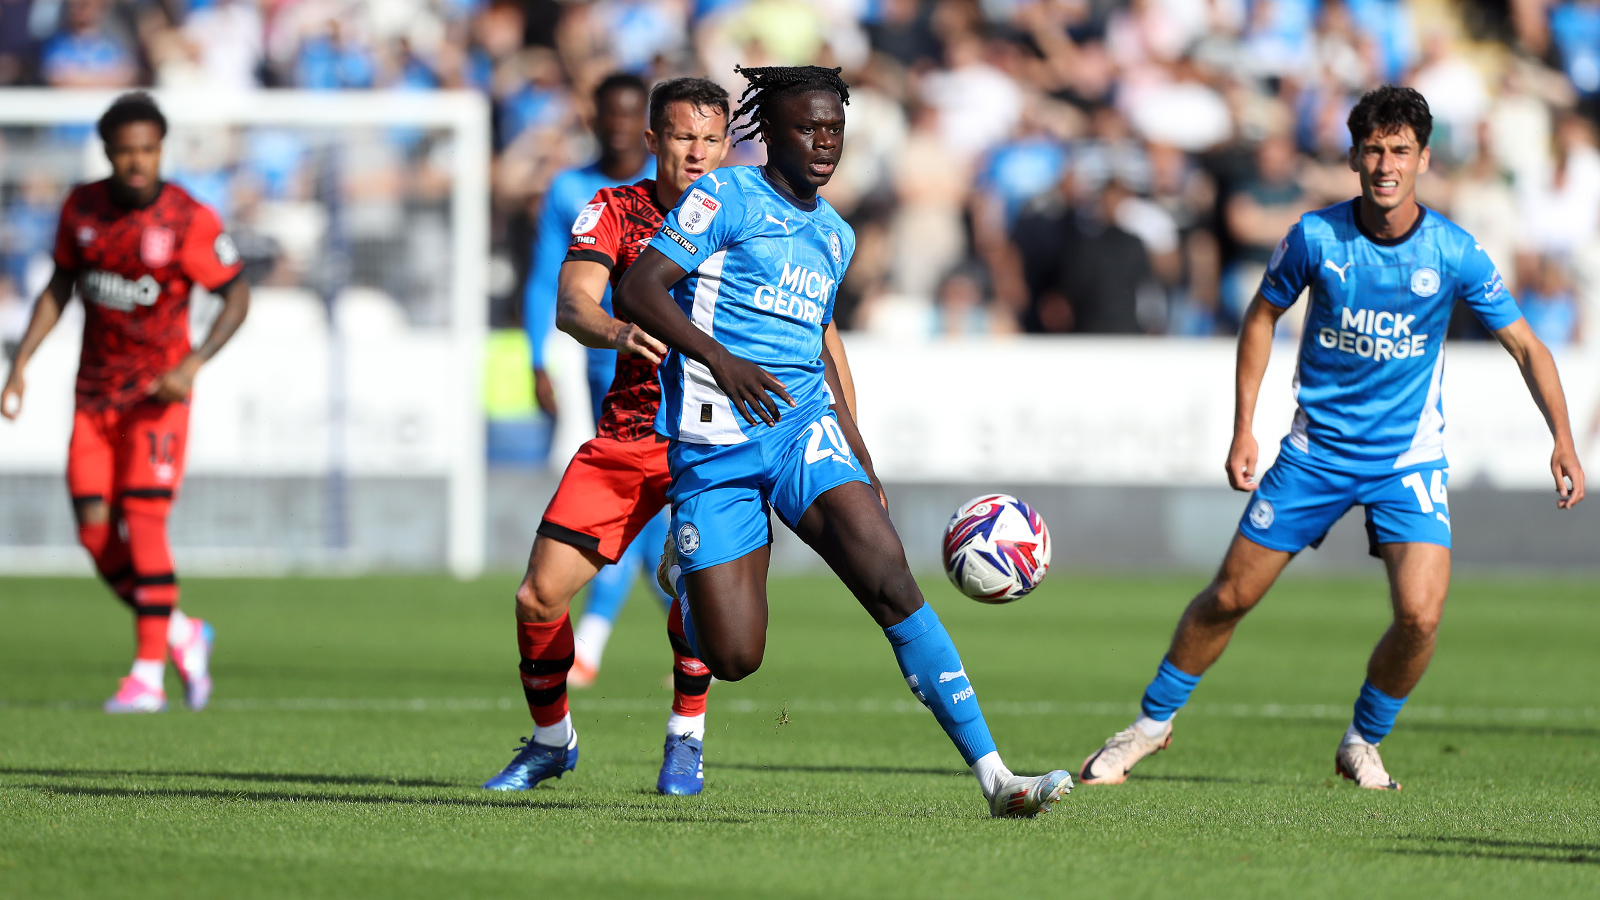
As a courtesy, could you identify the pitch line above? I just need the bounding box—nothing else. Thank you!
[6,697,1596,723]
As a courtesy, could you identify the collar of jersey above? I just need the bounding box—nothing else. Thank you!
[111,180,166,211]
[758,167,819,213]
[1352,197,1427,247]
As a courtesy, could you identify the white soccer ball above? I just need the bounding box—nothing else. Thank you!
[941,494,1052,603]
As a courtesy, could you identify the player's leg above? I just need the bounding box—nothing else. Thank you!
[570,508,672,686]
[789,477,1071,817]
[483,534,603,790]
[105,401,190,713]
[658,590,714,795]
[1082,455,1354,784]
[67,408,134,610]
[679,546,772,681]
[1335,467,1453,789]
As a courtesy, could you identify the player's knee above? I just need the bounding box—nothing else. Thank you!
[702,641,763,682]
[1393,606,1442,640]
[515,571,570,623]
[1207,578,1262,618]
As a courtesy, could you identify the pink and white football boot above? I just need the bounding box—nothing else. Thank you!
[104,676,166,713]
[171,619,215,711]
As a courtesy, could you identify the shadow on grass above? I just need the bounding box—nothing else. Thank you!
[1386,835,1600,866]
[717,763,968,778]
[0,766,454,788]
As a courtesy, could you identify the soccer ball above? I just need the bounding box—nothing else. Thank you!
[941,494,1051,603]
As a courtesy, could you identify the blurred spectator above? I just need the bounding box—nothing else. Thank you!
[1223,132,1310,321]
[182,0,264,91]
[40,0,137,87]
[933,263,1014,336]
[295,19,376,89]
[0,0,31,84]
[1014,173,1159,334]
[1410,31,1489,166]
[920,30,1022,161]
[1517,111,1600,256]
[889,102,970,299]
[1518,253,1582,347]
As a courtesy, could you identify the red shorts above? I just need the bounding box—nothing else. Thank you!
[538,435,670,563]
[67,399,190,505]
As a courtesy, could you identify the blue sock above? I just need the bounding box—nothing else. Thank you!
[1140,657,1202,722]
[582,542,643,624]
[883,604,997,765]
[1351,680,1407,744]
[636,509,671,613]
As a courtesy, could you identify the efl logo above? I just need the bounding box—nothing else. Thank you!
[141,227,175,268]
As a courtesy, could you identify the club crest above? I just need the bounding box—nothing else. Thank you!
[141,227,175,268]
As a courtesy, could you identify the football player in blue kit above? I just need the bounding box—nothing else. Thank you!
[1080,86,1586,790]
[616,65,1073,818]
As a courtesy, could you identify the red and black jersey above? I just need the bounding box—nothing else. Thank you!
[564,178,670,443]
[53,180,243,411]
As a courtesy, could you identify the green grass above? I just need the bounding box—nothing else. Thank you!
[1,571,1596,899]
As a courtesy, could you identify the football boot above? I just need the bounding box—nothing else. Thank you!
[1079,720,1173,785]
[481,734,578,791]
[990,770,1072,818]
[656,732,705,796]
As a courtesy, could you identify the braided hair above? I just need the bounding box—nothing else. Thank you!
[730,65,851,145]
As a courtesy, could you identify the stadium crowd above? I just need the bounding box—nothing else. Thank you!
[3,0,1600,347]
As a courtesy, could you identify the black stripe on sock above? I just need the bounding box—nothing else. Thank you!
[122,487,173,499]
[667,630,696,660]
[518,655,575,678]
[72,493,104,504]
[105,565,135,583]
[134,573,177,586]
[135,604,173,617]
[674,669,711,698]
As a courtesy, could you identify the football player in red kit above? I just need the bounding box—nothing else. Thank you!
[1,93,250,713]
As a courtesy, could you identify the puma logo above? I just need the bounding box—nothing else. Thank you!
[765,214,792,234]
[1324,260,1354,283]
[707,172,726,191]
[938,667,967,684]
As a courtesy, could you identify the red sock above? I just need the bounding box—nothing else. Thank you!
[517,615,574,726]
[135,609,169,662]
[667,596,710,717]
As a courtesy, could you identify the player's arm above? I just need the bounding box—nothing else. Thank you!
[149,276,251,403]
[1492,318,1585,509]
[614,247,794,426]
[1227,292,1291,491]
[822,321,857,420]
[1,267,76,420]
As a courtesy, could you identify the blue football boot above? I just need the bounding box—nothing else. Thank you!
[481,735,578,791]
[656,733,704,795]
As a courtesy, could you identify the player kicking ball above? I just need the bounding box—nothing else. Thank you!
[617,65,1072,818]
[1079,86,1586,790]
[1,93,250,713]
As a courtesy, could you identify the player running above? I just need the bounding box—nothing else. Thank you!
[1079,86,1586,790]
[524,71,671,688]
[1,92,250,713]
[485,77,812,796]
[616,65,1073,818]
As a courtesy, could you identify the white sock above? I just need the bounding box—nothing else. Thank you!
[666,712,706,741]
[167,609,194,646]
[533,713,575,748]
[1135,714,1171,738]
[573,614,613,671]
[130,659,165,690]
[971,751,1013,800]
[1342,724,1372,747]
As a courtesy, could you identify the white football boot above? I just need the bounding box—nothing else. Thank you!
[1336,735,1401,790]
[1079,720,1173,785]
[990,770,1073,818]
[656,533,679,600]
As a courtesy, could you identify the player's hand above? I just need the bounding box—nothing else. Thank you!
[708,348,794,426]
[1552,444,1585,509]
[533,368,558,421]
[1226,431,1260,491]
[148,356,200,402]
[610,322,667,364]
[1,375,23,420]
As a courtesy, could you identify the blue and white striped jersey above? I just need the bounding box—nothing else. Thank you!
[1260,200,1523,472]
[648,165,855,444]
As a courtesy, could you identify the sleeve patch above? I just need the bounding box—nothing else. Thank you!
[572,201,606,235]
[214,233,240,267]
[677,189,720,235]
[1268,236,1288,271]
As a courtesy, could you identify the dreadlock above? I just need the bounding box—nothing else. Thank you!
[730,65,851,145]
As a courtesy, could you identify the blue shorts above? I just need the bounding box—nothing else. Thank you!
[667,402,871,573]
[1239,451,1451,557]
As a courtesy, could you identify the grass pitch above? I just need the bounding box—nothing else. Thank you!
[1,569,1596,899]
